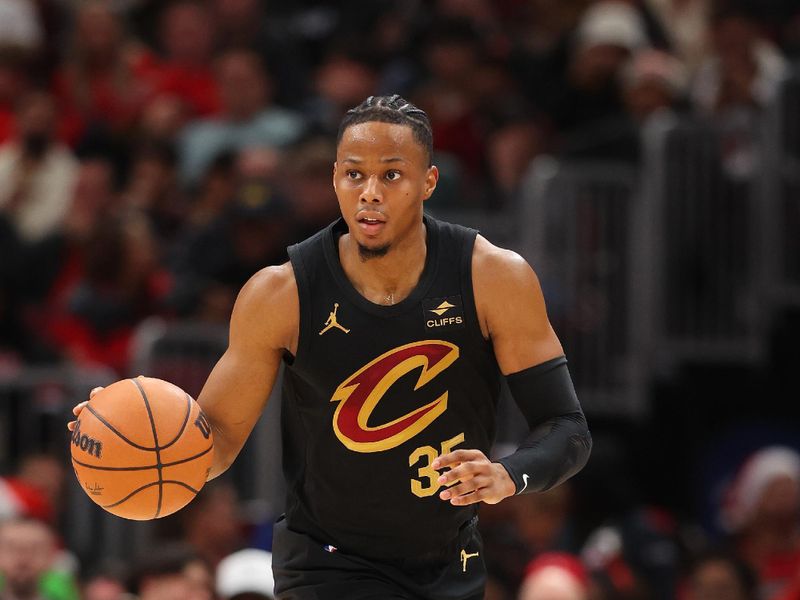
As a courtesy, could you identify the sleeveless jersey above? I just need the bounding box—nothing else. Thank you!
[282,215,502,560]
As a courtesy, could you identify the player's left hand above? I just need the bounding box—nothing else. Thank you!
[433,449,516,506]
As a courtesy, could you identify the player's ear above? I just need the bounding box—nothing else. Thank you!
[332,161,338,190]
[423,165,438,201]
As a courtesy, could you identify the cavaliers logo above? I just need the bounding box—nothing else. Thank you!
[331,341,459,452]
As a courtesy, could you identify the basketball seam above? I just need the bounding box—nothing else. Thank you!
[101,480,200,510]
[160,392,193,450]
[71,445,213,472]
[132,378,164,519]
[85,405,157,451]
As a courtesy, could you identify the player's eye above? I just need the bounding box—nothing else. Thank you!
[346,170,361,180]
[385,170,401,181]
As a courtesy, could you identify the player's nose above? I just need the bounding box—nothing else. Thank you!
[359,175,383,204]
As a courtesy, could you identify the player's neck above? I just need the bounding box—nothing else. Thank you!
[339,222,427,305]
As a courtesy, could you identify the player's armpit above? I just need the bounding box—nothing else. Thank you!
[197,263,299,479]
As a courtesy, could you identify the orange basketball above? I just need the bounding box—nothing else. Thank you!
[70,376,214,520]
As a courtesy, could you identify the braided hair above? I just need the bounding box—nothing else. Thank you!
[337,95,433,165]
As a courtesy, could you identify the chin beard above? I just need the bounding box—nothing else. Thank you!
[358,242,390,261]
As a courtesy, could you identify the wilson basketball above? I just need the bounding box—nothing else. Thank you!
[70,376,214,520]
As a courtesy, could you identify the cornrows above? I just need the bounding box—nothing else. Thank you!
[337,95,433,165]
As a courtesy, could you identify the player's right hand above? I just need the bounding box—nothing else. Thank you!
[67,387,103,432]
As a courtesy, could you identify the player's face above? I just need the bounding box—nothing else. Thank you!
[334,121,438,257]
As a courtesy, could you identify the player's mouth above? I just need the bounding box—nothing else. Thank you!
[356,212,386,236]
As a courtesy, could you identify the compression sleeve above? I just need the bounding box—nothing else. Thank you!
[496,356,592,494]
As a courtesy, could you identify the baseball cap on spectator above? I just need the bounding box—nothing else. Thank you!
[722,445,800,532]
[216,549,274,599]
[574,1,648,52]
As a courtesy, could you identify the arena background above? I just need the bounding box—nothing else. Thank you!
[0,1,798,599]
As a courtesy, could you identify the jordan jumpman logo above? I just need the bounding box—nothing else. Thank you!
[319,303,350,335]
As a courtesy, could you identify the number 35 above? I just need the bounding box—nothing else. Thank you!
[408,432,465,498]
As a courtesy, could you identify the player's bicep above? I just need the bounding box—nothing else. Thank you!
[474,239,563,375]
[197,265,296,468]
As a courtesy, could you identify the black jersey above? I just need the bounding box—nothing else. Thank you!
[281,215,503,560]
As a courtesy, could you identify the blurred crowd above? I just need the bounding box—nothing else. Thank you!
[0,443,798,600]
[0,0,798,599]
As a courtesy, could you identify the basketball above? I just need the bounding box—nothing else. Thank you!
[70,376,214,520]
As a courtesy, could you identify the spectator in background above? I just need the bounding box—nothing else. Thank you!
[154,0,220,118]
[211,0,310,106]
[620,49,688,123]
[414,18,487,178]
[690,8,788,178]
[682,550,757,600]
[692,9,788,114]
[37,158,118,301]
[484,118,548,210]
[170,174,291,322]
[79,561,128,600]
[181,151,237,231]
[0,517,77,600]
[0,454,65,526]
[215,549,274,600]
[581,513,676,600]
[177,481,245,570]
[481,484,579,595]
[434,0,507,52]
[368,4,421,97]
[281,137,339,241]
[721,446,800,600]
[0,157,117,365]
[557,46,689,162]
[518,553,589,600]
[122,141,184,249]
[547,1,649,139]
[0,92,78,243]
[43,205,170,373]
[72,213,165,369]
[178,49,305,188]
[129,543,212,600]
[305,54,377,135]
[52,0,161,143]
[139,92,186,141]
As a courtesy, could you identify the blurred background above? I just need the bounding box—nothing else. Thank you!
[0,0,799,599]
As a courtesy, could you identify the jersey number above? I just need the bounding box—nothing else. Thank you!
[408,432,465,498]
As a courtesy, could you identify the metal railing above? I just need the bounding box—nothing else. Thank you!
[518,157,648,418]
[641,113,764,367]
[759,70,800,307]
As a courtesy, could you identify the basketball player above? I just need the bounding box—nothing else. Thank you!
[70,95,592,600]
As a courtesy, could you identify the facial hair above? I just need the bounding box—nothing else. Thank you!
[357,242,390,261]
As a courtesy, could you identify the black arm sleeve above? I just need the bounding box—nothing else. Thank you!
[496,356,592,494]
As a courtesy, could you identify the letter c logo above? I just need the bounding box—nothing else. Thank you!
[331,341,459,453]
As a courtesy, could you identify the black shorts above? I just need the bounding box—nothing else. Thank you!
[271,516,486,600]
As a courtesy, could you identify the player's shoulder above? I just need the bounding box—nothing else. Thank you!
[238,262,298,313]
[472,234,535,285]
[231,263,299,348]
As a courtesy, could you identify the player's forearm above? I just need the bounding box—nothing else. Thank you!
[496,356,592,494]
[497,412,591,493]
[206,423,245,480]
